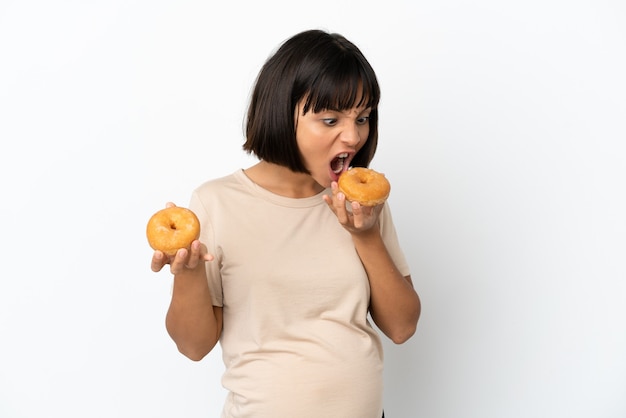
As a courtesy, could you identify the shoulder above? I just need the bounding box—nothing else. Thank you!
[194,171,239,192]
[190,170,257,212]
[192,170,249,199]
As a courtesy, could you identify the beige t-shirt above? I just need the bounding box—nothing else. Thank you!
[189,169,410,418]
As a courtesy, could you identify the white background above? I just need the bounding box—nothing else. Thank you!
[1,0,625,417]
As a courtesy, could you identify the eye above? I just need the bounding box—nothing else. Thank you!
[356,116,370,125]
[322,118,338,126]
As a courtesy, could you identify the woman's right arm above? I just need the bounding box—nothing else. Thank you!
[152,239,222,361]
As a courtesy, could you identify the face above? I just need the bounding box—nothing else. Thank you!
[295,100,371,188]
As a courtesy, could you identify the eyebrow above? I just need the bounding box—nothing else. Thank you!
[320,106,372,114]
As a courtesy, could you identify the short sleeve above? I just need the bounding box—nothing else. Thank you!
[189,190,224,307]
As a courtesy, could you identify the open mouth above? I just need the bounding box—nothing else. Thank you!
[331,153,349,174]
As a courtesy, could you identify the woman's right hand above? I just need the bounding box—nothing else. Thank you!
[151,239,214,275]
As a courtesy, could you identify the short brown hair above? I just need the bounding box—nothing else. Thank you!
[243,29,381,173]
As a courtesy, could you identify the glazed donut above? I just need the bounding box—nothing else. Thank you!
[337,167,391,206]
[146,206,200,256]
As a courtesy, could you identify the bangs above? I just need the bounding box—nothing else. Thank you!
[301,54,380,114]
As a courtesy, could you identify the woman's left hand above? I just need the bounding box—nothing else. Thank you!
[323,181,383,234]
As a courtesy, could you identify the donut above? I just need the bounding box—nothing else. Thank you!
[146,206,200,256]
[337,167,391,206]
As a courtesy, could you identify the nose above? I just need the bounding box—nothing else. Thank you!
[340,122,362,147]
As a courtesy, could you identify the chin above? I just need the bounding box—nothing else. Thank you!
[314,173,333,189]
[328,170,342,185]
[319,179,333,189]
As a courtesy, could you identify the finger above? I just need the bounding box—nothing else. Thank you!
[350,201,364,228]
[356,203,375,217]
[323,194,335,211]
[165,201,176,208]
[199,242,215,262]
[366,203,383,222]
[329,181,339,195]
[185,240,203,269]
[169,248,189,275]
[324,182,341,212]
[151,251,166,272]
[323,181,338,202]
[333,191,350,224]
[352,203,379,230]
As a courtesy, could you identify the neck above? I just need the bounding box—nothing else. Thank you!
[244,161,324,198]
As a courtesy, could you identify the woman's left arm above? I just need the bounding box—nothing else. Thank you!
[324,184,421,344]
[351,227,421,344]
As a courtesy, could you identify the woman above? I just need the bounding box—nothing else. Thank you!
[151,29,421,418]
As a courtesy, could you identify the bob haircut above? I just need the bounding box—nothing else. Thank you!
[243,29,381,173]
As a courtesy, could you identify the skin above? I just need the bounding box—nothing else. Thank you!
[151,99,421,360]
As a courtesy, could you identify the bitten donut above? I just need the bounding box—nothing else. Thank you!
[337,167,391,206]
[146,206,200,256]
